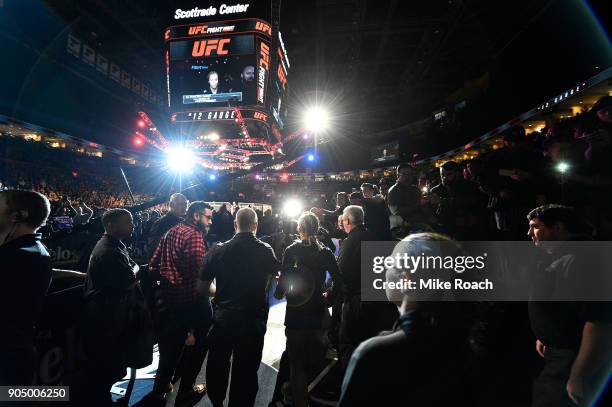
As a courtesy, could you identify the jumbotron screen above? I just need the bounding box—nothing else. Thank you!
[168,34,257,109]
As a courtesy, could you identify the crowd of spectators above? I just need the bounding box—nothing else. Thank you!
[0,137,154,208]
[0,96,611,406]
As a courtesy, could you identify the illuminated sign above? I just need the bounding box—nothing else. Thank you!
[174,4,250,20]
[278,31,290,68]
[183,92,243,104]
[168,35,257,108]
[166,19,271,41]
[257,41,270,104]
[267,35,289,130]
[189,25,208,35]
[277,62,287,90]
[255,21,272,36]
[190,110,236,120]
[253,112,268,121]
[191,38,231,56]
[188,25,236,35]
[172,108,269,123]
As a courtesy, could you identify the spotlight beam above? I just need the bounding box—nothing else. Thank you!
[166,146,196,173]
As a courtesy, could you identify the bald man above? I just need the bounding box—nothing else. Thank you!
[147,193,188,256]
[199,208,281,407]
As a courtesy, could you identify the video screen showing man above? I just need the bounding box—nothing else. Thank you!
[230,65,255,102]
[181,64,256,105]
[169,35,258,108]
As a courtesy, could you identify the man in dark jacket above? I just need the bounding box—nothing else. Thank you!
[360,183,391,240]
[527,205,612,407]
[199,208,281,407]
[387,163,422,237]
[429,160,488,240]
[339,233,477,407]
[146,193,188,256]
[80,208,138,406]
[337,205,398,370]
[0,190,52,385]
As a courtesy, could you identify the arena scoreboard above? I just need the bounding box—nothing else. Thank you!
[164,1,289,130]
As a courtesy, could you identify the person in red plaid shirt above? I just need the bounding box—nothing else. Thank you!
[149,201,213,406]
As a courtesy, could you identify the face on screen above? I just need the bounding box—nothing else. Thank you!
[208,72,219,90]
[169,35,258,107]
[241,66,255,82]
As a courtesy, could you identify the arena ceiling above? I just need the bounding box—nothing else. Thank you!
[38,0,612,169]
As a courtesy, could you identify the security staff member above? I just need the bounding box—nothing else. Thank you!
[80,208,139,407]
[527,205,612,407]
[0,190,52,385]
[199,208,280,407]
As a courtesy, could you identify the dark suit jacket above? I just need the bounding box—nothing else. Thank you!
[339,310,476,406]
[147,212,181,256]
[83,234,138,364]
[0,234,52,352]
[338,225,375,298]
[85,234,136,297]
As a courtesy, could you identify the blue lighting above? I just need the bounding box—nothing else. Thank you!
[209,174,216,181]
[307,154,315,162]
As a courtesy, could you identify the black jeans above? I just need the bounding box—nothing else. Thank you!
[206,308,267,407]
[532,347,576,407]
[70,355,126,407]
[156,300,212,394]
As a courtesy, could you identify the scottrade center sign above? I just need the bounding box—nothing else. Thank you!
[174,4,251,20]
[164,0,272,23]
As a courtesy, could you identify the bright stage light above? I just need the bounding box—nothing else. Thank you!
[303,107,330,132]
[282,198,303,219]
[166,147,196,173]
[307,153,315,162]
[556,161,569,174]
[207,132,220,141]
[209,174,217,181]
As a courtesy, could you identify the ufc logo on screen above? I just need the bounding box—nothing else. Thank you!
[259,42,270,70]
[192,39,230,57]
[188,25,208,35]
[254,112,268,121]
[277,65,287,89]
[255,21,272,36]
